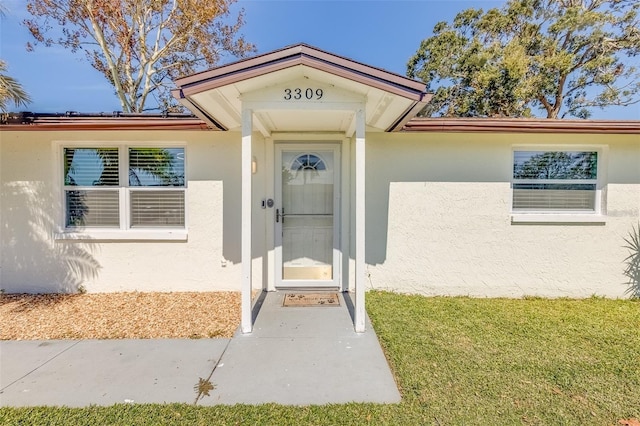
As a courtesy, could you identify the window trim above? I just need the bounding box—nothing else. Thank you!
[53,141,188,241]
[510,144,608,224]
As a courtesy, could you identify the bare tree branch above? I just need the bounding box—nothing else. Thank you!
[25,0,256,112]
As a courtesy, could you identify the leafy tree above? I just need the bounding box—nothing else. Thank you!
[0,3,31,112]
[25,0,255,113]
[408,0,640,118]
[0,60,31,112]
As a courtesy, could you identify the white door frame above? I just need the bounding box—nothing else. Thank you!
[274,142,341,289]
[240,107,366,333]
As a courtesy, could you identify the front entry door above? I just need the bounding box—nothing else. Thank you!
[275,144,340,288]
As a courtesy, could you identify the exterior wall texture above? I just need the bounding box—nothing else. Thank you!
[0,129,267,294]
[365,131,640,298]
[1,128,639,298]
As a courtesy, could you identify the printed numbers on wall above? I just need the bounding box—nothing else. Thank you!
[284,88,323,100]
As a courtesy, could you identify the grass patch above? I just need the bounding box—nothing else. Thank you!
[1,292,639,425]
[368,292,640,424]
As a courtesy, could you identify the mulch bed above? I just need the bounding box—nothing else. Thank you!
[0,292,241,340]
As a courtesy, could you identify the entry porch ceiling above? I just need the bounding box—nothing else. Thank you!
[172,44,430,135]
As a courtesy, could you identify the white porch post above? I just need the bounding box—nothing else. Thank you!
[241,108,253,333]
[355,107,366,333]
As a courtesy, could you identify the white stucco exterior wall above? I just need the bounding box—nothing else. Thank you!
[1,127,638,298]
[0,129,266,294]
[365,131,640,298]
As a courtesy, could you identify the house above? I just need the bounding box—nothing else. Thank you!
[1,44,639,332]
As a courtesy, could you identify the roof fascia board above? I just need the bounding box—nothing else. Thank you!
[298,55,425,100]
[402,118,640,134]
[299,47,426,92]
[179,55,425,101]
[3,116,638,133]
[175,44,426,100]
[174,45,308,87]
[175,44,425,90]
[0,120,210,131]
[179,58,301,97]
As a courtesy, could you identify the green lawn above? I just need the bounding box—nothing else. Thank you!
[2,291,639,425]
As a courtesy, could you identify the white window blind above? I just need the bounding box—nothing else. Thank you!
[130,190,185,227]
[512,151,598,212]
[66,190,120,227]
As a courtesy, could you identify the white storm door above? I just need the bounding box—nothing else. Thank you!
[275,144,340,288]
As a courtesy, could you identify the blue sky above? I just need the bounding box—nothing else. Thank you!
[1,0,638,119]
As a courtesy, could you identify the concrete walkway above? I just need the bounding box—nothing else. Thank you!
[0,292,400,407]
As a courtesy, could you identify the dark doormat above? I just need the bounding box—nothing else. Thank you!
[283,293,340,307]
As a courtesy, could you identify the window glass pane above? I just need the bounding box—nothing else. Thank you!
[130,190,185,227]
[513,151,597,180]
[513,184,596,211]
[129,148,185,187]
[290,154,327,171]
[64,148,119,186]
[65,190,120,227]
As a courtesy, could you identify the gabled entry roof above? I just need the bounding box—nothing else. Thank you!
[172,44,430,134]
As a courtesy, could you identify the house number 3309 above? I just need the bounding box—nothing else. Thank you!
[283,88,323,100]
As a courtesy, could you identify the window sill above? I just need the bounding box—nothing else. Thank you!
[511,214,607,224]
[54,229,188,241]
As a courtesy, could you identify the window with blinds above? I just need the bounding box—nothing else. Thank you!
[63,146,185,229]
[512,150,598,212]
[128,148,185,227]
[64,148,120,227]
